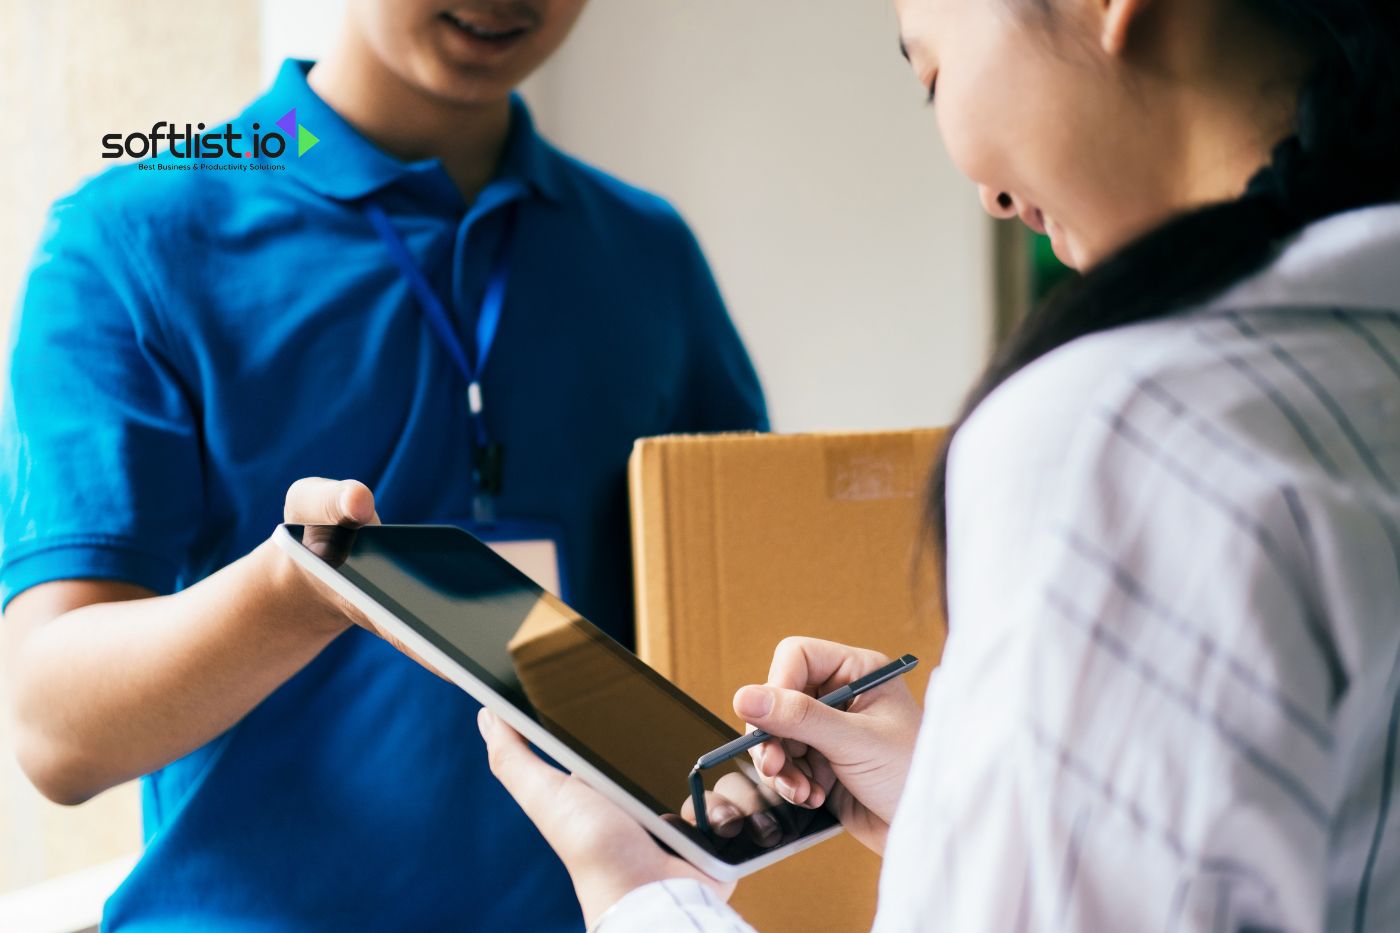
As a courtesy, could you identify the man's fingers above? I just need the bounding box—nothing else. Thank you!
[340,480,382,525]
[284,477,380,526]
[370,624,454,684]
[480,709,566,826]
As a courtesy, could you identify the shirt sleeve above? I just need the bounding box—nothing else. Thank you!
[593,879,756,933]
[669,221,769,434]
[1,188,204,609]
[879,380,1362,931]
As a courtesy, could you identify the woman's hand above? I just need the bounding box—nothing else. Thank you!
[480,709,734,927]
[729,637,923,854]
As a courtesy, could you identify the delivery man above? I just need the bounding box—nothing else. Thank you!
[0,1,765,929]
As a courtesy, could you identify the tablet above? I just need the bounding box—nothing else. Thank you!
[274,523,842,881]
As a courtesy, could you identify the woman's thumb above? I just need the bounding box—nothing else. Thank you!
[733,685,855,749]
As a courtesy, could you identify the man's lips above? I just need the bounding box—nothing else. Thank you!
[440,10,534,42]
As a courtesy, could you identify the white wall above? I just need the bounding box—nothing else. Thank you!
[526,0,993,431]
[260,0,994,431]
[260,0,346,85]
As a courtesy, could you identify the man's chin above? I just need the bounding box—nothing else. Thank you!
[414,63,521,109]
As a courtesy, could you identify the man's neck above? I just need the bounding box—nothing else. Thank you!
[307,31,512,202]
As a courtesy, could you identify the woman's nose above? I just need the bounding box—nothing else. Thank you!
[978,185,1018,220]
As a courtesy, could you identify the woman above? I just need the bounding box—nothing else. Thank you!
[467,0,1400,928]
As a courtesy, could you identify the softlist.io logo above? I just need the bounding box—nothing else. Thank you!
[275,108,319,157]
[102,108,319,173]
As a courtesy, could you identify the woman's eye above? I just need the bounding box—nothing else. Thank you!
[926,74,938,104]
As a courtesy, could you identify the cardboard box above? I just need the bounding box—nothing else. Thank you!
[629,429,947,932]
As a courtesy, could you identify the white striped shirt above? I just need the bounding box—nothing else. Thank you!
[594,204,1400,932]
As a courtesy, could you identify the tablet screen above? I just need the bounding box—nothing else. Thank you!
[286,523,838,864]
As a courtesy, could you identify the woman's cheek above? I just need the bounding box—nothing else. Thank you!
[935,94,1014,201]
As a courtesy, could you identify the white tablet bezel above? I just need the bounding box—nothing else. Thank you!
[273,523,843,882]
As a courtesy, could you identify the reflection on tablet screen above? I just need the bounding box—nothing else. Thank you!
[289,523,838,863]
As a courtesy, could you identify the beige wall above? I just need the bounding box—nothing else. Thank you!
[0,0,261,895]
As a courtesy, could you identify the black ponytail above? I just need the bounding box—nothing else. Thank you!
[925,0,1400,616]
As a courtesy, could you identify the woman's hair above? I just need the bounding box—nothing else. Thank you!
[924,0,1400,615]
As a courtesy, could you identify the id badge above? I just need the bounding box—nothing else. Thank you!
[437,517,568,600]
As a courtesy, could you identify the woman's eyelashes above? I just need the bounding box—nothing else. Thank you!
[926,74,938,105]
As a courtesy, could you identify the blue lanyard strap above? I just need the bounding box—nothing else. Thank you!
[364,201,515,512]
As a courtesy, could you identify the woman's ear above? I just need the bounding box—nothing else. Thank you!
[1100,0,1153,56]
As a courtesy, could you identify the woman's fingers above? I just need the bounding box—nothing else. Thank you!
[770,755,817,807]
[766,636,891,696]
[756,738,786,777]
[783,737,809,759]
[480,709,568,833]
[751,739,833,809]
[712,772,784,847]
[783,751,831,809]
[283,477,381,526]
[733,682,864,751]
[804,748,837,795]
[679,789,746,839]
[679,772,788,848]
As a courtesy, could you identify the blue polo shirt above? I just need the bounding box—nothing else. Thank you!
[1,60,766,931]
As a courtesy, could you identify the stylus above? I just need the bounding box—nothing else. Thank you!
[688,653,918,835]
[695,654,919,772]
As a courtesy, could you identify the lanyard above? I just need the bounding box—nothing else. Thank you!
[364,202,515,520]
